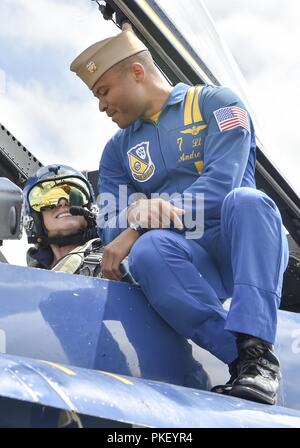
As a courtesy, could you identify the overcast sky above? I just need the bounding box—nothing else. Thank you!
[0,0,299,265]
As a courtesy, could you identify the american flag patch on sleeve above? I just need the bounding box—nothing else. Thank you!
[213,106,250,133]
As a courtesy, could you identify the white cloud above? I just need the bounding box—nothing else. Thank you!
[250,67,300,191]
[0,72,119,267]
[1,233,28,266]
[0,0,120,266]
[0,0,117,52]
[209,7,300,81]
[203,0,300,193]
[203,0,287,21]
[0,76,118,171]
[0,69,6,95]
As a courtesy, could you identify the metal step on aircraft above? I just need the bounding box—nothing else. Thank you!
[0,0,300,428]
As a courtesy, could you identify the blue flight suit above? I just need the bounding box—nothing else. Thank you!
[98,83,288,364]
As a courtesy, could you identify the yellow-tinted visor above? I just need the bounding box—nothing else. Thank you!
[28,177,90,212]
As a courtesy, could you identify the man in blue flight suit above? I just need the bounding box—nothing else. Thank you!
[70,25,289,405]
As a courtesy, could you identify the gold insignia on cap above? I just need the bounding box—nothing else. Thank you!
[86,61,97,73]
[70,30,148,90]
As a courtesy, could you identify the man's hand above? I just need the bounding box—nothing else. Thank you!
[101,228,140,281]
[128,198,184,230]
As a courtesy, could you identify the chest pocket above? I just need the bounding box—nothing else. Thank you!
[169,85,207,175]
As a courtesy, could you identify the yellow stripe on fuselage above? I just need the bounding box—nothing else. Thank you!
[97,370,133,385]
[42,361,77,376]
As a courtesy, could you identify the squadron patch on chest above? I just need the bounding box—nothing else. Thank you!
[127,141,155,182]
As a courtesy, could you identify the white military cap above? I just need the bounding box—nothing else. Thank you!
[70,27,148,90]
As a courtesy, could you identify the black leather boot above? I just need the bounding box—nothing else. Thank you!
[229,334,281,405]
[211,358,239,395]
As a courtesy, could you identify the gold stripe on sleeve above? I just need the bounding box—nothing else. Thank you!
[184,87,195,126]
[192,85,204,123]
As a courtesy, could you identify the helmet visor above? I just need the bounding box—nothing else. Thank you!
[28,177,90,212]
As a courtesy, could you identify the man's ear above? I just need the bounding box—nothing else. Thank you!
[130,62,145,82]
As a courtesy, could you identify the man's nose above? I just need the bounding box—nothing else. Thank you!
[57,198,69,207]
[99,98,108,113]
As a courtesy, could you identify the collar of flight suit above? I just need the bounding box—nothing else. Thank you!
[132,82,190,132]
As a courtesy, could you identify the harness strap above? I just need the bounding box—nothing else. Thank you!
[51,238,100,274]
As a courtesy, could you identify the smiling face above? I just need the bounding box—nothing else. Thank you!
[41,198,87,237]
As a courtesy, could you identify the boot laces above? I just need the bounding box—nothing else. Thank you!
[238,343,278,378]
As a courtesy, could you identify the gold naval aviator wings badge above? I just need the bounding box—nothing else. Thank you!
[180,124,207,136]
[127,141,155,182]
